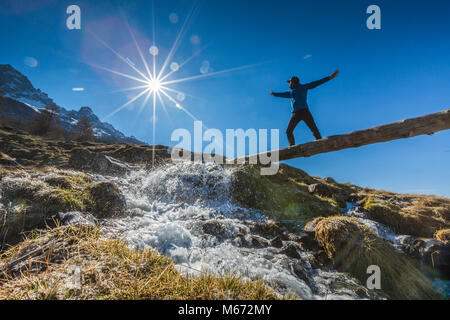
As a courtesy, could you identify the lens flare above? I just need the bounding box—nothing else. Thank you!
[87,2,261,166]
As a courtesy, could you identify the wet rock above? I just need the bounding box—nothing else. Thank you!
[89,182,126,218]
[250,235,270,248]
[398,236,450,277]
[278,242,301,259]
[308,183,333,198]
[270,236,283,248]
[201,221,227,239]
[69,148,130,175]
[290,263,315,289]
[298,231,318,251]
[247,221,282,238]
[58,211,97,226]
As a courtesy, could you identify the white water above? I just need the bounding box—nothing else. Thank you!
[98,162,374,299]
[342,202,408,248]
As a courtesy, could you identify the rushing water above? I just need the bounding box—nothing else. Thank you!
[342,202,408,248]
[98,162,379,299]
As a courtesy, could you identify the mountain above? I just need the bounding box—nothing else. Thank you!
[0,64,144,144]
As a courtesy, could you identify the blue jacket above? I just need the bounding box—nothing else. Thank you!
[272,76,331,112]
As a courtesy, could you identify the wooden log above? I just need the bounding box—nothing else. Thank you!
[230,109,450,164]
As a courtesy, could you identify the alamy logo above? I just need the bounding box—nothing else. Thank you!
[366,265,381,289]
[66,5,81,30]
[171,121,280,175]
[366,5,381,30]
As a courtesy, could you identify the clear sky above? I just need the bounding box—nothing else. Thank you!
[1,0,449,196]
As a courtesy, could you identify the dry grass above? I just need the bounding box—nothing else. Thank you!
[362,195,449,237]
[0,225,280,300]
[434,229,450,243]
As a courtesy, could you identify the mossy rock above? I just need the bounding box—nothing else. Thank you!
[0,172,95,248]
[313,216,442,300]
[89,182,126,218]
[231,164,341,221]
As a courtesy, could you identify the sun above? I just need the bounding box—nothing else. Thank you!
[147,79,161,92]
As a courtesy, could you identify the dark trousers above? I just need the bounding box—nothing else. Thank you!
[286,108,322,146]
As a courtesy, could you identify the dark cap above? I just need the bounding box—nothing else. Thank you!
[287,76,299,84]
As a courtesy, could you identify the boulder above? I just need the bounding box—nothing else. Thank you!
[69,148,130,175]
[89,182,126,218]
[0,173,92,248]
[57,211,97,226]
[231,165,341,219]
[398,235,450,277]
[278,242,301,259]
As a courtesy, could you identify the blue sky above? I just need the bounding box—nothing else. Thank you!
[1,0,449,196]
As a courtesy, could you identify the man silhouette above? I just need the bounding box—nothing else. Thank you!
[271,70,339,146]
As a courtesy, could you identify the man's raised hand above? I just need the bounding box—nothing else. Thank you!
[329,70,339,80]
[270,90,274,96]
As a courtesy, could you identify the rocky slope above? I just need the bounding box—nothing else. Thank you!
[0,127,448,300]
[0,64,143,144]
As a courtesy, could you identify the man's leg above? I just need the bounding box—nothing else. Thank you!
[286,111,302,146]
[303,108,322,140]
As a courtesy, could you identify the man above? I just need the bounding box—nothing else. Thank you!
[271,70,339,146]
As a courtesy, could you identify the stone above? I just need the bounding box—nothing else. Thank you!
[58,211,97,226]
[89,182,126,218]
[398,235,450,277]
[250,235,270,248]
[270,235,283,248]
[69,148,130,175]
[279,242,301,259]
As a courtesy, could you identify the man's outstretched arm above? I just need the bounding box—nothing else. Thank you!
[270,90,292,98]
[305,70,339,89]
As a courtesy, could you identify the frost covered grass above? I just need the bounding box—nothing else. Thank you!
[0,168,124,247]
[0,225,280,300]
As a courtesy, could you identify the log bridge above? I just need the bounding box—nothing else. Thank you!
[229,109,450,164]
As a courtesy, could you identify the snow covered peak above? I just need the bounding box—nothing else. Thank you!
[0,64,54,108]
[0,64,144,144]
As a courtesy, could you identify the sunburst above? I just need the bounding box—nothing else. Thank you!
[87,3,261,165]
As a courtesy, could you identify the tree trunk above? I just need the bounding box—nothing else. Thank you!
[230,109,450,164]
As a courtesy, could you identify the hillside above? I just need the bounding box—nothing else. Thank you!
[0,127,448,300]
